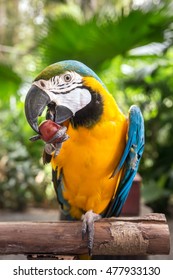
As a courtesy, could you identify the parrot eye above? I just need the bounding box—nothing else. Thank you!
[63,74,72,83]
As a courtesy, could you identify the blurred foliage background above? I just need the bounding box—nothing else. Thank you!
[0,0,173,213]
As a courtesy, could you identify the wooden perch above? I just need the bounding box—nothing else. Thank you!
[0,213,170,256]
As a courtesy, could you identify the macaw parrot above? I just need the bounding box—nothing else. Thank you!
[25,60,144,255]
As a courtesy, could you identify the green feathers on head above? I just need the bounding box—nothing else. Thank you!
[35,60,106,88]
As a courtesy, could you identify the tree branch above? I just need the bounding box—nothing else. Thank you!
[0,213,170,256]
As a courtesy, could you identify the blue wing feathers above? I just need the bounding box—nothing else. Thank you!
[104,105,145,217]
[52,169,71,216]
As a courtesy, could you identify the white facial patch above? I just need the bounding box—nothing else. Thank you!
[33,71,92,115]
[55,88,91,115]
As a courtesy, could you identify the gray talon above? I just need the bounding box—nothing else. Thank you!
[81,210,101,256]
[44,143,55,155]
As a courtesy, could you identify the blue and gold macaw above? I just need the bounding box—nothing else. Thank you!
[25,60,144,255]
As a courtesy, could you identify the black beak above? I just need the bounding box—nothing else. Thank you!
[25,85,51,133]
[54,105,73,124]
[25,85,73,133]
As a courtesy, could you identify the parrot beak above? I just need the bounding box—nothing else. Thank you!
[54,105,73,124]
[25,85,73,133]
[25,85,51,133]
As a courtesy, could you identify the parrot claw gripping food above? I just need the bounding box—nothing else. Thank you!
[25,60,145,257]
[29,120,69,156]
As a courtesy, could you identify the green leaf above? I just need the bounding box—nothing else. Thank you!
[36,6,173,71]
[0,63,21,107]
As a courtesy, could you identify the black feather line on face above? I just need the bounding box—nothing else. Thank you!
[71,88,103,128]
[51,81,82,94]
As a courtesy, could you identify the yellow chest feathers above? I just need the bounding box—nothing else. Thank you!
[51,81,128,218]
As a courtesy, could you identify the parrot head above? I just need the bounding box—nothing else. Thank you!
[25,60,107,133]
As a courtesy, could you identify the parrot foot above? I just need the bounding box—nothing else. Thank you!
[81,210,101,256]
